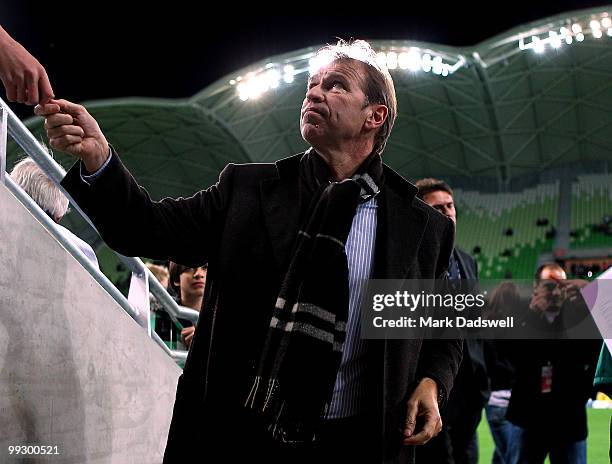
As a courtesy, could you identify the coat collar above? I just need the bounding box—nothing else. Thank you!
[260,152,426,278]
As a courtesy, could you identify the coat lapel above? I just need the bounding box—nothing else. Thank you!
[374,170,428,279]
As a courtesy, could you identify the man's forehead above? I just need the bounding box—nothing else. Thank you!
[309,59,366,82]
[424,190,454,204]
[540,267,566,280]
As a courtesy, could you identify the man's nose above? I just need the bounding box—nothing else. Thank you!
[305,84,323,102]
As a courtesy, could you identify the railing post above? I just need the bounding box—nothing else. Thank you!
[127,266,152,336]
[0,105,6,184]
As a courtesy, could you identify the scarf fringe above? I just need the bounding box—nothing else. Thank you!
[244,375,261,409]
[244,376,280,413]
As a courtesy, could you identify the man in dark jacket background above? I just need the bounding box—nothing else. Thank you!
[507,263,600,464]
[36,40,462,463]
[416,178,490,464]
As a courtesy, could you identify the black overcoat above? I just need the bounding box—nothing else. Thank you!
[62,150,462,463]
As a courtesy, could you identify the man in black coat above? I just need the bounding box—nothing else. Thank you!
[36,40,462,463]
[415,178,490,464]
[507,263,600,463]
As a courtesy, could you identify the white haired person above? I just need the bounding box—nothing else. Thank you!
[37,39,460,464]
[10,157,98,268]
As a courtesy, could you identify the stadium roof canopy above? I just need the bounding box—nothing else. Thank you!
[9,6,612,203]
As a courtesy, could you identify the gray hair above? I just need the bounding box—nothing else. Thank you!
[10,157,69,221]
[310,39,397,155]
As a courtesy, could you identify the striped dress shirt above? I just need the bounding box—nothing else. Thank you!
[325,197,377,418]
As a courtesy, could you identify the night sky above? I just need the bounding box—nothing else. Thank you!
[3,1,610,119]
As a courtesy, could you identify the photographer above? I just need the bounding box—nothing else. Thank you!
[507,263,600,463]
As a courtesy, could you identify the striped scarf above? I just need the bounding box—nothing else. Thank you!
[245,148,383,444]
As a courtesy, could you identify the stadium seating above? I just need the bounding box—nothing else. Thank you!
[455,183,559,278]
[570,174,612,249]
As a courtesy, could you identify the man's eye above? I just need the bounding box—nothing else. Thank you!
[332,81,344,89]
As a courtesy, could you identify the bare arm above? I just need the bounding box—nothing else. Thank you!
[0,26,54,105]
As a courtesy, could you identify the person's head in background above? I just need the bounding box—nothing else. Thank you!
[532,262,567,315]
[146,262,169,289]
[10,156,68,223]
[415,178,456,224]
[169,262,207,311]
[487,281,522,320]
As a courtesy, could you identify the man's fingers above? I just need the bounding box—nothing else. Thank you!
[25,71,38,105]
[50,98,85,117]
[47,124,85,139]
[5,83,17,102]
[50,135,82,150]
[403,414,441,445]
[38,71,54,104]
[403,400,418,438]
[35,103,61,117]
[16,83,26,104]
[44,113,74,129]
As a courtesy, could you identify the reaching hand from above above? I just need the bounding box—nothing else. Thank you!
[0,26,54,105]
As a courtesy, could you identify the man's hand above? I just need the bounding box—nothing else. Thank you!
[0,27,54,105]
[402,377,443,445]
[181,326,195,349]
[529,287,550,314]
[558,279,589,302]
[35,99,109,173]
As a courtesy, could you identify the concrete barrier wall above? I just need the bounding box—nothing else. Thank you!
[0,183,181,463]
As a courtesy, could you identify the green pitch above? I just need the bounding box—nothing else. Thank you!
[477,408,611,463]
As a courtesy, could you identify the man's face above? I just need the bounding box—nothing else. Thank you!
[421,190,456,224]
[176,266,207,302]
[533,267,567,313]
[300,60,371,150]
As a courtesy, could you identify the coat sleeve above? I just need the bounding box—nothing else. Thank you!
[61,147,235,267]
[416,216,463,406]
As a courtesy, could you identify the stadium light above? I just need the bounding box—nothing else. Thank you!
[432,56,443,75]
[386,51,398,70]
[532,36,545,53]
[407,49,421,71]
[421,53,432,72]
[398,52,410,69]
[549,31,562,48]
[283,65,295,84]
[232,44,465,102]
[518,12,612,57]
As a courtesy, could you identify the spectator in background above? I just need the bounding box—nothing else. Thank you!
[145,262,170,313]
[146,262,169,289]
[0,25,54,105]
[415,178,489,464]
[483,282,521,464]
[507,263,600,464]
[10,157,99,269]
[593,343,612,463]
[169,262,206,349]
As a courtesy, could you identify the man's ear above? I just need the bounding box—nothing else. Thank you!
[365,104,388,131]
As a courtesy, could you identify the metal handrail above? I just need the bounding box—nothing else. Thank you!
[1,98,198,363]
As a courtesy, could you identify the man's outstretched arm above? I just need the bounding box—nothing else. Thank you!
[34,99,232,267]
